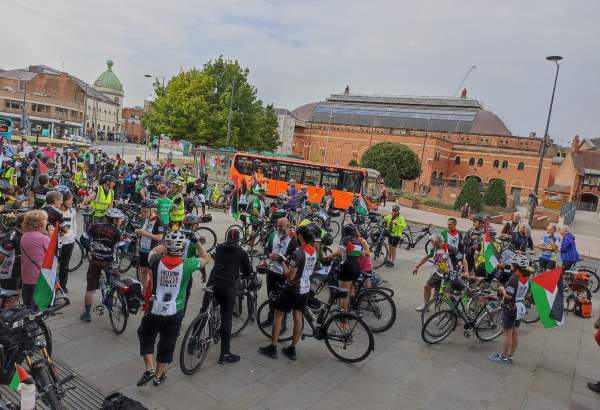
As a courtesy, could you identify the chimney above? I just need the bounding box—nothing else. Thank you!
[528,132,536,138]
[571,134,580,153]
[344,85,350,95]
[460,88,467,98]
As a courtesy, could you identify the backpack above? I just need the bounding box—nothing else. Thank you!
[101,392,148,410]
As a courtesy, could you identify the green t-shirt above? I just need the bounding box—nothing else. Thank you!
[156,196,173,225]
[249,196,264,223]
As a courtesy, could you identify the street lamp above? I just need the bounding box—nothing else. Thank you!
[144,74,166,160]
[528,55,563,227]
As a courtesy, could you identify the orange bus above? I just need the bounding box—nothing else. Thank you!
[230,152,382,210]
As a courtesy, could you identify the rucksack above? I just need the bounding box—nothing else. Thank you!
[101,392,148,410]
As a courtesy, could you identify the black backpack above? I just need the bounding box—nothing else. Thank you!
[101,392,148,410]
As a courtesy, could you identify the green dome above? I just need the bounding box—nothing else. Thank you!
[94,60,123,93]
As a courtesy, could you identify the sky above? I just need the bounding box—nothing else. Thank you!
[2,0,599,145]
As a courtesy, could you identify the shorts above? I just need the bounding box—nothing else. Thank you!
[275,286,308,313]
[138,252,150,268]
[501,311,520,329]
[426,273,442,288]
[137,312,184,363]
[339,258,360,282]
[86,259,111,291]
[389,236,401,247]
[0,274,20,291]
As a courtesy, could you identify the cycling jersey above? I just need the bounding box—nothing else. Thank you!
[87,223,121,262]
[503,273,529,320]
[287,244,317,294]
[265,231,298,275]
[32,186,51,209]
[149,255,202,316]
[156,196,173,225]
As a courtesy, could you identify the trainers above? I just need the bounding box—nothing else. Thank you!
[384,261,394,268]
[488,353,509,363]
[506,354,513,363]
[282,345,297,361]
[152,372,167,386]
[258,344,278,359]
[587,382,600,393]
[218,353,241,364]
[80,312,91,323]
[136,370,155,387]
[415,305,426,312]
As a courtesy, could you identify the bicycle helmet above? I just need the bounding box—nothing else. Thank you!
[105,208,125,220]
[157,184,168,194]
[101,175,115,184]
[77,162,85,169]
[342,224,358,237]
[392,205,400,212]
[140,199,156,209]
[153,175,163,182]
[55,185,71,194]
[184,213,201,225]
[171,179,184,187]
[512,254,530,268]
[165,231,187,255]
[226,227,241,244]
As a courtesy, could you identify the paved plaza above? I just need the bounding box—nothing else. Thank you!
[40,209,600,410]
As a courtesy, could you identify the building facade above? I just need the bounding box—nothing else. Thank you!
[84,60,123,141]
[291,92,558,205]
[121,101,151,143]
[274,108,295,154]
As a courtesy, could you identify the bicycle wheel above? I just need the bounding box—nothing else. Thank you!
[355,289,396,333]
[522,293,540,324]
[33,361,62,410]
[225,224,246,244]
[108,289,128,335]
[196,226,217,252]
[421,310,457,344]
[371,242,388,270]
[474,307,503,341]
[323,312,374,363]
[67,239,85,272]
[327,220,341,239]
[580,268,600,293]
[231,281,252,337]
[38,319,53,356]
[310,275,331,304]
[420,295,452,325]
[180,313,211,375]
[256,300,297,342]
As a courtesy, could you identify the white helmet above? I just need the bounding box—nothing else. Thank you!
[105,208,125,220]
[511,254,529,268]
[165,231,187,256]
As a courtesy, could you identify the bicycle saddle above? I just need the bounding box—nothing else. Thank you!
[0,289,17,299]
[327,286,348,299]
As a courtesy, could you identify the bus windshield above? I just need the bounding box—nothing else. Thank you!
[364,170,382,200]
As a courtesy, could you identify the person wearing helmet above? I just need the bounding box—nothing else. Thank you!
[413,233,469,312]
[85,147,97,183]
[80,175,115,224]
[488,255,533,364]
[80,207,125,323]
[383,204,407,267]
[140,175,163,201]
[26,151,43,188]
[463,214,488,274]
[136,200,165,288]
[137,231,209,385]
[168,179,185,230]
[28,174,51,209]
[121,163,137,201]
[155,184,173,226]
[320,184,334,212]
[73,162,88,189]
[1,159,16,188]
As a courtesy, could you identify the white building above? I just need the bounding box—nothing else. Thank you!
[274,108,295,154]
[84,60,124,141]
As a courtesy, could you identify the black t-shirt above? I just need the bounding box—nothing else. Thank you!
[138,216,165,253]
[88,223,122,261]
[41,205,66,230]
[287,245,317,294]
[146,184,159,200]
[208,243,252,284]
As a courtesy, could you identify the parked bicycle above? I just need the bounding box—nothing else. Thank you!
[401,224,433,252]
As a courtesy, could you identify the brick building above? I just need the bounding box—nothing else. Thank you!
[291,92,559,205]
[121,101,151,143]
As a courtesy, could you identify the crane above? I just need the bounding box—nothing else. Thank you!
[453,65,477,97]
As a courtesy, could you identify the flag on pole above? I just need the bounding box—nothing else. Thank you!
[33,223,59,311]
[8,365,30,391]
[229,177,239,220]
[355,195,369,216]
[530,267,564,328]
[38,160,49,175]
[483,222,499,274]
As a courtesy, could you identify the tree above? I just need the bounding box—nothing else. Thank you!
[484,179,507,207]
[384,166,402,189]
[454,177,483,212]
[347,159,358,166]
[360,142,420,183]
[142,56,279,151]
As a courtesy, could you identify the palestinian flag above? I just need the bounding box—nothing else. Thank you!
[483,222,499,274]
[38,160,48,175]
[33,223,59,311]
[530,267,564,328]
[355,195,369,216]
[8,365,31,391]
[229,177,240,221]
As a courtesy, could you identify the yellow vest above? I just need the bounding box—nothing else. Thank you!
[2,167,16,187]
[73,170,87,187]
[91,185,113,217]
[169,193,185,222]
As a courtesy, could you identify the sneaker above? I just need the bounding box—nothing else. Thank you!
[258,344,278,359]
[488,353,509,363]
[384,261,394,268]
[506,354,513,363]
[80,312,91,323]
[218,353,241,364]
[136,370,155,387]
[282,345,297,361]
[152,372,167,386]
[587,382,600,393]
[415,305,426,312]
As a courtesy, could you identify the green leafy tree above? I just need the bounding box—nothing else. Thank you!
[484,179,507,207]
[360,142,421,182]
[142,56,279,151]
[454,177,483,212]
[384,166,402,189]
[347,159,358,166]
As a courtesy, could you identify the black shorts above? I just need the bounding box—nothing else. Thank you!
[502,311,520,329]
[86,259,111,291]
[539,258,556,271]
[389,236,401,247]
[275,286,308,313]
[339,258,360,282]
[138,252,150,268]
[0,274,20,291]
[426,273,442,288]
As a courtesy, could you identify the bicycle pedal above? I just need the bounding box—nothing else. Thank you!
[463,331,471,338]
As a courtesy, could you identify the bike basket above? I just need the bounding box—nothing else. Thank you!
[570,272,590,291]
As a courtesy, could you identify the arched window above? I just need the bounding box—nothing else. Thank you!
[477,158,484,167]
[454,156,461,165]
[434,152,441,161]
[502,160,509,169]
[469,157,475,166]
[432,170,438,180]
[517,162,525,170]
[493,159,499,168]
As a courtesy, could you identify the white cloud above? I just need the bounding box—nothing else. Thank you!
[2,0,598,143]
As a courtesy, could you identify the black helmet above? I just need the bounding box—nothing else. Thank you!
[153,175,163,182]
[140,199,156,209]
[342,224,358,237]
[184,214,201,225]
[101,175,115,184]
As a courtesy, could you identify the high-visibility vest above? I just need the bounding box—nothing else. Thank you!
[2,167,16,187]
[169,193,185,222]
[73,171,87,187]
[91,186,113,217]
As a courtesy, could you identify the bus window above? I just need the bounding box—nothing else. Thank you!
[271,161,288,180]
[341,171,362,193]
[288,165,303,183]
[234,156,252,175]
[364,176,380,200]
[322,169,341,189]
[304,167,321,186]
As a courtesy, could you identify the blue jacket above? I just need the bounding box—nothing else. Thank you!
[560,232,580,263]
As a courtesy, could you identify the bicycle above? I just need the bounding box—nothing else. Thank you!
[401,224,433,252]
[256,284,375,362]
[564,262,599,294]
[366,227,390,270]
[230,260,263,337]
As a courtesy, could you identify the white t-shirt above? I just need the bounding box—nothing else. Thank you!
[60,208,77,246]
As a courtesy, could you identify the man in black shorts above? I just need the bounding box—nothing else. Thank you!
[259,226,316,361]
[136,200,165,288]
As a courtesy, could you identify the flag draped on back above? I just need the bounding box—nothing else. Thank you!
[33,223,58,311]
[483,222,499,274]
[530,267,564,328]
[355,195,369,216]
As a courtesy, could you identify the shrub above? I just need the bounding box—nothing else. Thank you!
[454,178,483,212]
[483,179,507,207]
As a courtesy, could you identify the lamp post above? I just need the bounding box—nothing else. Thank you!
[144,74,165,160]
[225,78,236,146]
[528,56,563,227]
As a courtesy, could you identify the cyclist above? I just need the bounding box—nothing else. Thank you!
[136,200,166,289]
[463,214,486,274]
[80,175,115,225]
[286,179,298,208]
[321,184,334,211]
[72,163,88,189]
[58,191,77,293]
[261,217,298,328]
[140,175,164,201]
[488,255,533,364]
[28,174,51,209]
[248,186,267,233]
[155,184,173,226]
[441,217,463,252]
[0,213,25,297]
[80,208,124,323]
[383,205,406,267]
[259,225,316,361]
[1,159,17,187]
[168,179,186,230]
[412,233,469,312]
[137,231,209,386]
[510,223,533,253]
